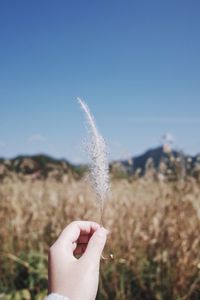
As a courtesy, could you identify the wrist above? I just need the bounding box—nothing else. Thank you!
[45,293,70,300]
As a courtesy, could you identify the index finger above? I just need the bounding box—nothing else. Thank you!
[56,221,100,247]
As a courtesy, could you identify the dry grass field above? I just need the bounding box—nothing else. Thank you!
[1,173,200,299]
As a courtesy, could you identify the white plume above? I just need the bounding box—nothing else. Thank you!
[77,97,110,212]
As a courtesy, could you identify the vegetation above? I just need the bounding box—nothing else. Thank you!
[1,166,200,299]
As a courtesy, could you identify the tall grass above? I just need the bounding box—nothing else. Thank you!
[1,174,200,299]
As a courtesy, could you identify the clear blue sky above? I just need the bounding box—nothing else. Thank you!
[0,0,200,163]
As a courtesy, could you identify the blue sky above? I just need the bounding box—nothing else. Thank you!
[0,0,200,163]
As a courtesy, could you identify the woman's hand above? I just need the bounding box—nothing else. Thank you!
[48,221,108,300]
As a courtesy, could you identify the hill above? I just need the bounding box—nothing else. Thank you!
[111,145,200,179]
[0,146,199,180]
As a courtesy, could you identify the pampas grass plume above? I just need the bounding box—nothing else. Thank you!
[77,97,110,216]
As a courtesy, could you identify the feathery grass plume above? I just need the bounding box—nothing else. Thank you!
[77,97,110,223]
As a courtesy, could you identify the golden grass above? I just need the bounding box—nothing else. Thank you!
[1,175,200,299]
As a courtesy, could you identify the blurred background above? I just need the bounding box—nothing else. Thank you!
[0,1,200,299]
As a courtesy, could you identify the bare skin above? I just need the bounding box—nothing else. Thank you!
[48,221,108,300]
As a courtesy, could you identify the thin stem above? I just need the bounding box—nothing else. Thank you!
[99,202,114,260]
[100,201,105,227]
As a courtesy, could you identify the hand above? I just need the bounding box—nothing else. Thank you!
[48,221,108,300]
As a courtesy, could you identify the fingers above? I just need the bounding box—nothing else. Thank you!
[73,235,90,256]
[74,244,87,255]
[77,235,90,244]
[54,221,100,255]
[82,227,108,263]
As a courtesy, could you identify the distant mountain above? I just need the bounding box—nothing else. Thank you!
[118,146,199,176]
[0,154,87,180]
[121,146,178,173]
[0,147,199,180]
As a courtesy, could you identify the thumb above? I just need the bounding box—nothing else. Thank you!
[83,227,108,263]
